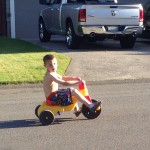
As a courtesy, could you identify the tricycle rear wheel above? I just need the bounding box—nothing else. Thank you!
[35,105,41,118]
[39,110,54,126]
[82,99,101,119]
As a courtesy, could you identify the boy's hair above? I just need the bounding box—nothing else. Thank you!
[43,54,55,63]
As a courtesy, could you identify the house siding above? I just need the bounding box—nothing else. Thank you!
[6,0,11,37]
[14,0,45,40]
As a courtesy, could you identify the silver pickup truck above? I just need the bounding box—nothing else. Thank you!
[39,0,144,49]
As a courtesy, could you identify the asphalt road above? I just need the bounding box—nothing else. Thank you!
[1,37,150,150]
[0,82,150,150]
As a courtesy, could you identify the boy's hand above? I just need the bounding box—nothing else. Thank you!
[76,77,81,81]
[75,77,86,84]
[78,79,86,85]
[81,80,86,84]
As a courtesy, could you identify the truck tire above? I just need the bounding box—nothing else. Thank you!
[120,36,136,49]
[66,22,80,49]
[39,19,50,42]
[87,37,97,42]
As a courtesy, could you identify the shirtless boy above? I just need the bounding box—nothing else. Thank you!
[43,54,100,117]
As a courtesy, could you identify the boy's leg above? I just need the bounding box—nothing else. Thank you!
[74,103,80,112]
[70,88,100,112]
[74,103,82,117]
[71,88,91,107]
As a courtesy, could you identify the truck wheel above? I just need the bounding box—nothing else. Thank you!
[39,110,54,126]
[82,99,102,119]
[87,37,97,42]
[120,36,136,49]
[35,105,41,118]
[39,19,50,42]
[66,22,80,49]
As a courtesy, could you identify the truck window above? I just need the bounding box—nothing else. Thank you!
[67,0,76,3]
[77,0,85,3]
[76,0,116,3]
[51,0,61,4]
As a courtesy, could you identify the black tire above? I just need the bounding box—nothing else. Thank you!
[120,36,136,49]
[66,22,80,49]
[98,37,106,41]
[87,37,97,42]
[35,105,41,118]
[39,110,54,126]
[82,99,101,119]
[39,19,50,42]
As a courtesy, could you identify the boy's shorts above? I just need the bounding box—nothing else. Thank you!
[46,88,73,106]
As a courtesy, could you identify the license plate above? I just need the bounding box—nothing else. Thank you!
[108,26,118,32]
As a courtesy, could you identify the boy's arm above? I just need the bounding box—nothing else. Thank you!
[50,73,80,86]
[62,76,81,81]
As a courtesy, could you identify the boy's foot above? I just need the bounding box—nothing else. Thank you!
[74,110,82,117]
[89,101,101,112]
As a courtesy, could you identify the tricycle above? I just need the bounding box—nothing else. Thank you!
[35,82,102,125]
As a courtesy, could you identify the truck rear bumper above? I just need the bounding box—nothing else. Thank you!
[80,25,143,35]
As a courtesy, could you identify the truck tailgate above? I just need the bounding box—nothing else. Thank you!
[85,4,141,25]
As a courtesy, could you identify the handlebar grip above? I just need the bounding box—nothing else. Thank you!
[78,81,92,102]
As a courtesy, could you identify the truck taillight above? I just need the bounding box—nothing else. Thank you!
[78,9,86,22]
[139,8,144,22]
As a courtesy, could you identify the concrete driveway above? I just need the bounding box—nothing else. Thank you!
[30,36,150,83]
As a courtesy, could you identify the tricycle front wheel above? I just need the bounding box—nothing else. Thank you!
[82,99,101,119]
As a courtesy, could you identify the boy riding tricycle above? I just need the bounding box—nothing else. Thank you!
[35,54,102,125]
[35,81,102,125]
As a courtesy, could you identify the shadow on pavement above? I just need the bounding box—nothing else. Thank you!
[0,118,88,128]
[0,119,41,129]
[53,117,88,125]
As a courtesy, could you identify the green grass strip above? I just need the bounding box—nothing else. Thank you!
[0,37,70,84]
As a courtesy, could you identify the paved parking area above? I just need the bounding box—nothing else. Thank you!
[30,37,150,83]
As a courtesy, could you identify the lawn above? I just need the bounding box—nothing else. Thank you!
[0,37,71,84]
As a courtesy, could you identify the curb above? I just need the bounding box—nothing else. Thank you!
[86,78,150,85]
[0,78,150,89]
